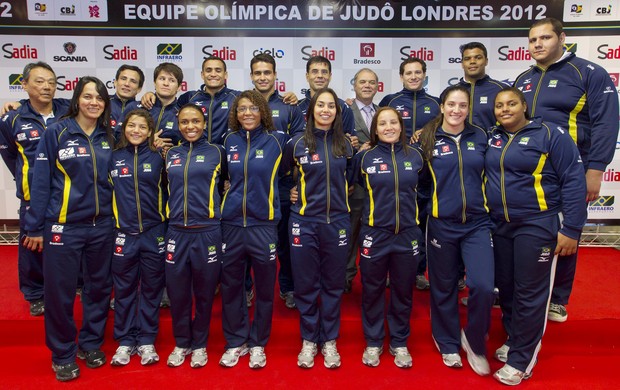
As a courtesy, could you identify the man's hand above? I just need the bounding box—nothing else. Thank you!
[347,134,359,149]
[154,129,173,152]
[290,186,298,203]
[23,235,43,253]
[140,92,157,110]
[555,232,578,256]
[282,92,298,105]
[1,101,21,116]
[410,129,423,144]
[585,169,604,202]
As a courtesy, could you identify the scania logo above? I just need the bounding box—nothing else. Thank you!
[497,45,531,61]
[252,47,285,58]
[64,42,77,55]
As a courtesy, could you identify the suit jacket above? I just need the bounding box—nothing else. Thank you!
[351,101,377,199]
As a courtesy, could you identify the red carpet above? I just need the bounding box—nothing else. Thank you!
[0,246,618,389]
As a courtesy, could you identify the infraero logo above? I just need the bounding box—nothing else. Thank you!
[588,196,615,212]
[564,43,577,53]
[8,74,24,92]
[157,44,183,62]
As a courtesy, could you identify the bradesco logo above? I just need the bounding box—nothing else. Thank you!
[157,44,182,62]
[355,42,381,65]
[53,42,88,62]
[8,74,24,92]
[103,45,138,61]
[497,45,531,61]
[399,46,434,62]
[300,45,335,61]
[252,47,285,59]
[597,44,620,59]
[202,45,237,61]
[2,43,39,59]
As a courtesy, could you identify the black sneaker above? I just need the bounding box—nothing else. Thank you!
[29,299,45,316]
[77,349,106,368]
[52,362,80,382]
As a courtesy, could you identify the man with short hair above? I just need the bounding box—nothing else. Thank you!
[514,17,619,323]
[345,68,379,293]
[0,61,70,316]
[111,64,144,137]
[380,57,441,290]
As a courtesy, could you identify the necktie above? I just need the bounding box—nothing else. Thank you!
[362,105,373,130]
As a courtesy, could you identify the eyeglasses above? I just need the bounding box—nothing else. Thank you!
[237,106,260,113]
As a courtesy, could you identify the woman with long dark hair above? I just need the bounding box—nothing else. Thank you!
[282,87,354,369]
[419,84,495,376]
[218,90,289,369]
[355,107,424,368]
[486,87,586,385]
[109,109,166,366]
[24,76,115,382]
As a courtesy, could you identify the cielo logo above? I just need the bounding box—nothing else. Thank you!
[399,46,434,61]
[103,45,138,61]
[53,42,87,62]
[597,44,620,59]
[2,43,38,59]
[300,45,335,61]
[157,44,183,62]
[8,74,24,91]
[202,45,237,60]
[252,47,285,58]
[497,45,531,61]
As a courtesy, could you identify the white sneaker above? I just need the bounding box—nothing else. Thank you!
[362,346,383,367]
[111,345,136,366]
[494,344,509,363]
[190,348,207,368]
[297,340,317,368]
[494,364,531,385]
[219,344,249,367]
[321,340,341,369]
[389,346,412,368]
[137,344,159,365]
[461,330,490,376]
[249,346,266,369]
[167,346,191,367]
[442,353,463,368]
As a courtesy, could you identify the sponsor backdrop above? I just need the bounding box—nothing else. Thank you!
[0,0,619,221]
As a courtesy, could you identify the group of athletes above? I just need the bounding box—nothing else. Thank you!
[0,17,617,385]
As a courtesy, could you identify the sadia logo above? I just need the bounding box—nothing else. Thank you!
[252,47,284,58]
[53,42,87,62]
[603,168,620,182]
[2,43,38,59]
[157,44,183,62]
[399,46,434,61]
[597,44,620,59]
[103,45,138,61]
[360,43,375,57]
[8,74,24,91]
[202,45,237,60]
[498,45,531,61]
[300,45,335,61]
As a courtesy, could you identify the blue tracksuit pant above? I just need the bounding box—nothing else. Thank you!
[112,223,166,346]
[493,214,559,374]
[165,225,221,350]
[289,215,350,344]
[427,216,495,355]
[43,217,114,364]
[359,225,421,348]
[19,201,44,302]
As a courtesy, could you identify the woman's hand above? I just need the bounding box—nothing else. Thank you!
[555,232,578,256]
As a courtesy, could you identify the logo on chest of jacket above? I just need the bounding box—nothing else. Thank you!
[58,147,75,160]
[518,137,530,145]
[538,247,551,262]
[196,155,205,163]
[404,161,413,170]
[467,141,475,151]
[256,149,264,158]
[479,96,488,105]
[548,80,558,88]
[143,163,152,172]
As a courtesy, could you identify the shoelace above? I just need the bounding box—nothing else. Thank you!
[300,343,316,356]
[139,345,155,354]
[323,343,338,356]
[250,347,264,356]
[365,347,381,356]
[392,347,409,356]
[172,347,188,356]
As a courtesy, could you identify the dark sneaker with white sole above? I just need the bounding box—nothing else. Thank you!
[52,361,80,382]
[77,349,106,368]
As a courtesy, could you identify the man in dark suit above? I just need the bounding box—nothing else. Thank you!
[345,68,379,293]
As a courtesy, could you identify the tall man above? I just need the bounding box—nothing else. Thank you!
[380,57,441,290]
[110,64,144,137]
[345,68,379,293]
[514,17,619,323]
[0,62,70,316]
[249,53,305,309]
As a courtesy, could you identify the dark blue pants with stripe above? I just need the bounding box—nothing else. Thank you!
[43,217,114,364]
[359,225,420,348]
[165,225,221,350]
[18,201,44,302]
[494,214,559,374]
[112,223,166,347]
[427,216,495,355]
[289,215,350,344]
[221,224,278,348]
